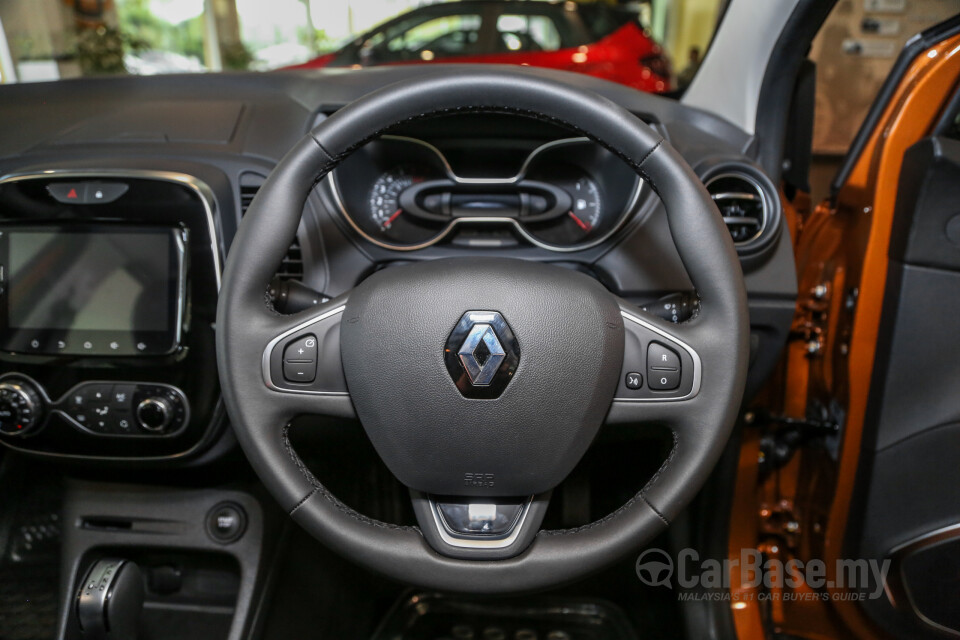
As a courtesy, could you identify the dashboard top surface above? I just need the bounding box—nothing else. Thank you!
[0,66,751,163]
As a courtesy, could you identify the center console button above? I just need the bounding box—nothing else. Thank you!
[86,182,129,203]
[46,183,88,203]
[83,384,113,404]
[136,397,172,432]
[206,503,247,543]
[111,385,135,410]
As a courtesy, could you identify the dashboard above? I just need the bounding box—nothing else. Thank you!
[0,66,798,465]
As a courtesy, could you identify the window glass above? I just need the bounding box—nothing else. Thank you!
[383,14,482,60]
[810,0,960,154]
[495,14,562,52]
[0,0,731,97]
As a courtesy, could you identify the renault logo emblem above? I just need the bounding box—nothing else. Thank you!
[444,311,520,399]
[458,323,506,386]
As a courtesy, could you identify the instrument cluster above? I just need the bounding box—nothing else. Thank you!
[329,136,642,252]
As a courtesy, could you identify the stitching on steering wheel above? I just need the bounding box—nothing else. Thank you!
[282,423,418,531]
[539,430,678,535]
[308,104,665,194]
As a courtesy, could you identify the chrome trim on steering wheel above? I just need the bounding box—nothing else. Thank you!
[260,304,349,396]
[613,309,703,402]
[429,497,534,550]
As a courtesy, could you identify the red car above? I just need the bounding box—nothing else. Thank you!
[287,1,672,93]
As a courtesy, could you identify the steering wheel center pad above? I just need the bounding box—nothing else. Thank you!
[342,257,624,497]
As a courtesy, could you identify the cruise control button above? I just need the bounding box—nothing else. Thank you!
[283,360,316,383]
[648,369,681,391]
[283,334,317,362]
[648,342,680,370]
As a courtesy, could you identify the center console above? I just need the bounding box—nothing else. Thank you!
[0,171,223,459]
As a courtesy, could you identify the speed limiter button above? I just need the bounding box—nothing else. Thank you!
[283,334,317,363]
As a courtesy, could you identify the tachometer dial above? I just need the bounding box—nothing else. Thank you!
[567,177,602,234]
[369,167,416,231]
[365,166,448,245]
[524,171,605,246]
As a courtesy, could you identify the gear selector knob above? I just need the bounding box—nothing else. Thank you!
[76,558,144,640]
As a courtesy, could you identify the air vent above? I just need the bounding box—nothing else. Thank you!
[274,238,304,282]
[239,183,259,214]
[239,173,303,282]
[705,172,768,246]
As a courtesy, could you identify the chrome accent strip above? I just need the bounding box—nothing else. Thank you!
[430,497,533,550]
[172,228,188,351]
[0,169,224,290]
[613,310,703,402]
[260,304,349,396]
[711,191,759,201]
[327,135,643,253]
[704,171,769,247]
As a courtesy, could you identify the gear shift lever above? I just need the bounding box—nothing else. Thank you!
[76,559,144,640]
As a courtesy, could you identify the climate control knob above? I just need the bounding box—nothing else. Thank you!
[135,397,173,432]
[0,381,44,436]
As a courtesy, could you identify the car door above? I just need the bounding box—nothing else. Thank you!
[726,13,960,640]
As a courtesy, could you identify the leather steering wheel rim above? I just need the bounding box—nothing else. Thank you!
[216,68,749,593]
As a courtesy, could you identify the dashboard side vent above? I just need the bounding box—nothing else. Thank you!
[274,238,304,282]
[705,172,768,246]
[239,173,303,282]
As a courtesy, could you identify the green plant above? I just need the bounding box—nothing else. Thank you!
[75,25,147,74]
[222,42,255,70]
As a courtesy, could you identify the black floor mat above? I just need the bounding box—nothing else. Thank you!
[372,593,638,640]
[0,460,62,640]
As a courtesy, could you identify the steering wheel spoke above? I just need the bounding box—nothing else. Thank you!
[411,491,551,560]
[606,302,703,426]
[258,297,355,420]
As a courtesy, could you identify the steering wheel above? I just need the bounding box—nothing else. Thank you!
[217,69,749,593]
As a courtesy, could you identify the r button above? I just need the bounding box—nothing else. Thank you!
[648,342,680,371]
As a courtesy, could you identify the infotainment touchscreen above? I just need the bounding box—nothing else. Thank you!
[0,225,186,356]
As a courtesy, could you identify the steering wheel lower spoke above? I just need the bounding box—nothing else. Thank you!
[410,491,551,560]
